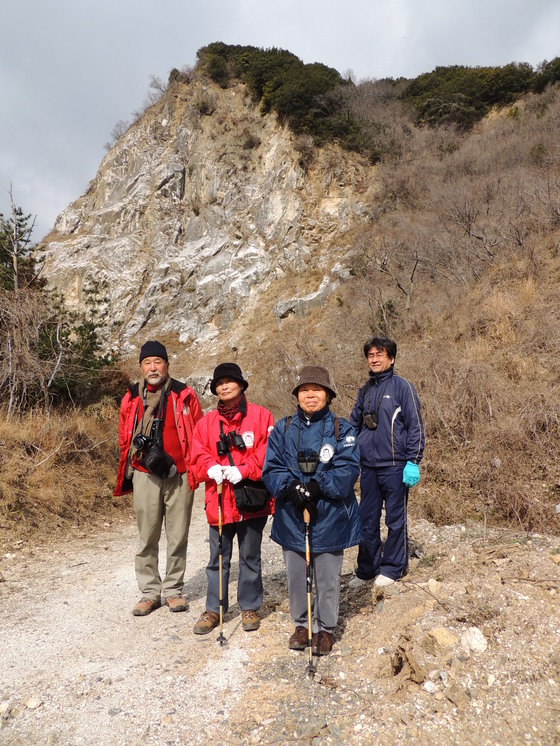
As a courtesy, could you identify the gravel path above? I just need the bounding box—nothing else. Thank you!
[1,488,559,745]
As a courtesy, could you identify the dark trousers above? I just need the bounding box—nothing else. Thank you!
[205,516,268,614]
[356,465,408,581]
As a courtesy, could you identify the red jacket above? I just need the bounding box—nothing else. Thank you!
[191,399,274,526]
[114,378,203,496]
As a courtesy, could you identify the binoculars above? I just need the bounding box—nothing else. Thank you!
[297,451,319,475]
[216,431,246,456]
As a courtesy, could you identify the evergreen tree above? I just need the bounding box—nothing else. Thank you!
[0,198,40,292]
[0,196,122,414]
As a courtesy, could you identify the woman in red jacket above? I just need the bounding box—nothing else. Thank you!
[190,363,274,634]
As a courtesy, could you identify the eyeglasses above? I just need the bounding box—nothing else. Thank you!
[367,350,387,359]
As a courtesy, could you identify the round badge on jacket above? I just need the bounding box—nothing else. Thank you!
[242,431,255,448]
[319,444,335,463]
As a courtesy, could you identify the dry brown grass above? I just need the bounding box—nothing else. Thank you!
[399,247,560,533]
[0,399,128,544]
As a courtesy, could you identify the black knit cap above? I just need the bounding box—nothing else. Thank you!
[210,362,248,395]
[139,340,168,363]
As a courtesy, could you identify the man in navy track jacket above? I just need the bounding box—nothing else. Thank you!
[349,336,425,588]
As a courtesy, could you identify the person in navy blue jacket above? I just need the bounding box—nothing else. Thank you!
[262,365,361,656]
[349,337,425,590]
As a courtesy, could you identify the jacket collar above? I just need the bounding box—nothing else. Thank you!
[218,393,247,423]
[369,367,394,386]
[297,403,330,423]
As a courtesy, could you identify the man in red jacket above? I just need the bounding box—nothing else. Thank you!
[114,340,203,616]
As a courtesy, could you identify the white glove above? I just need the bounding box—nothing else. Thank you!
[223,465,243,484]
[207,465,224,485]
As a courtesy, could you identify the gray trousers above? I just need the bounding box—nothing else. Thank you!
[132,470,194,600]
[205,516,268,614]
[283,549,343,634]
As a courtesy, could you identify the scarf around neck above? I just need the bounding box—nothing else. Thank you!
[129,376,172,459]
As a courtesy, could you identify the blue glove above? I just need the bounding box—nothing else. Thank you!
[403,461,420,487]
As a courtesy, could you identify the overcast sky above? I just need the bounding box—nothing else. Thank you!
[2,0,559,240]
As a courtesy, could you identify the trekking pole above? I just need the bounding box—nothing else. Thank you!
[303,508,316,678]
[216,485,226,645]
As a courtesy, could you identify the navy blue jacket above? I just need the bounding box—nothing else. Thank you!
[262,406,362,553]
[350,367,424,468]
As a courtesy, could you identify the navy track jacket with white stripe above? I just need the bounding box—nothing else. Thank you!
[350,367,424,468]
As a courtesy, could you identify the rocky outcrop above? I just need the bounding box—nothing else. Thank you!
[39,75,377,364]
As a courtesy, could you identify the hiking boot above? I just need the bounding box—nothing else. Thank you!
[241,610,260,632]
[374,574,395,588]
[312,630,334,656]
[132,597,161,617]
[288,625,309,650]
[193,610,220,635]
[165,595,187,612]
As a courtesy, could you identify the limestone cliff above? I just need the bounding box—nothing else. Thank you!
[40,75,377,384]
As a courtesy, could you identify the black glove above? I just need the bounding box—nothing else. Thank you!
[301,498,318,523]
[305,479,322,502]
[285,480,309,511]
[285,481,319,522]
[302,479,321,522]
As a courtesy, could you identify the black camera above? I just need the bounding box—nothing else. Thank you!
[363,412,378,430]
[297,451,319,475]
[133,433,153,451]
[140,440,176,479]
[134,423,176,479]
[216,431,246,456]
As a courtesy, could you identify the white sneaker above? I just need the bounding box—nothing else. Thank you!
[348,575,367,589]
[374,574,395,588]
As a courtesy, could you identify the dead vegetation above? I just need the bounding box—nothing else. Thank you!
[0,399,126,543]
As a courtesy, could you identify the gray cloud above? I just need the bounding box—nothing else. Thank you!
[1,0,558,239]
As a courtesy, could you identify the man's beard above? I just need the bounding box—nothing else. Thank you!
[145,371,164,386]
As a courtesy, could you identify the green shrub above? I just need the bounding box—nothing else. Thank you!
[403,63,537,129]
[196,43,349,146]
[195,44,560,156]
[206,55,230,88]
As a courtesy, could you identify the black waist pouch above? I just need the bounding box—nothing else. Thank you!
[233,479,269,512]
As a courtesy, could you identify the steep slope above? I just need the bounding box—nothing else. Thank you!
[40,76,375,371]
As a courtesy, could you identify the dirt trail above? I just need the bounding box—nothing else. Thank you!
[1,489,559,745]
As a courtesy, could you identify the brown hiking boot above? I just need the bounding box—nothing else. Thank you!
[241,610,260,631]
[288,625,309,650]
[193,610,220,635]
[132,597,161,617]
[165,595,187,612]
[312,630,334,656]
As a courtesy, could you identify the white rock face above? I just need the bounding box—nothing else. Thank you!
[39,77,376,359]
